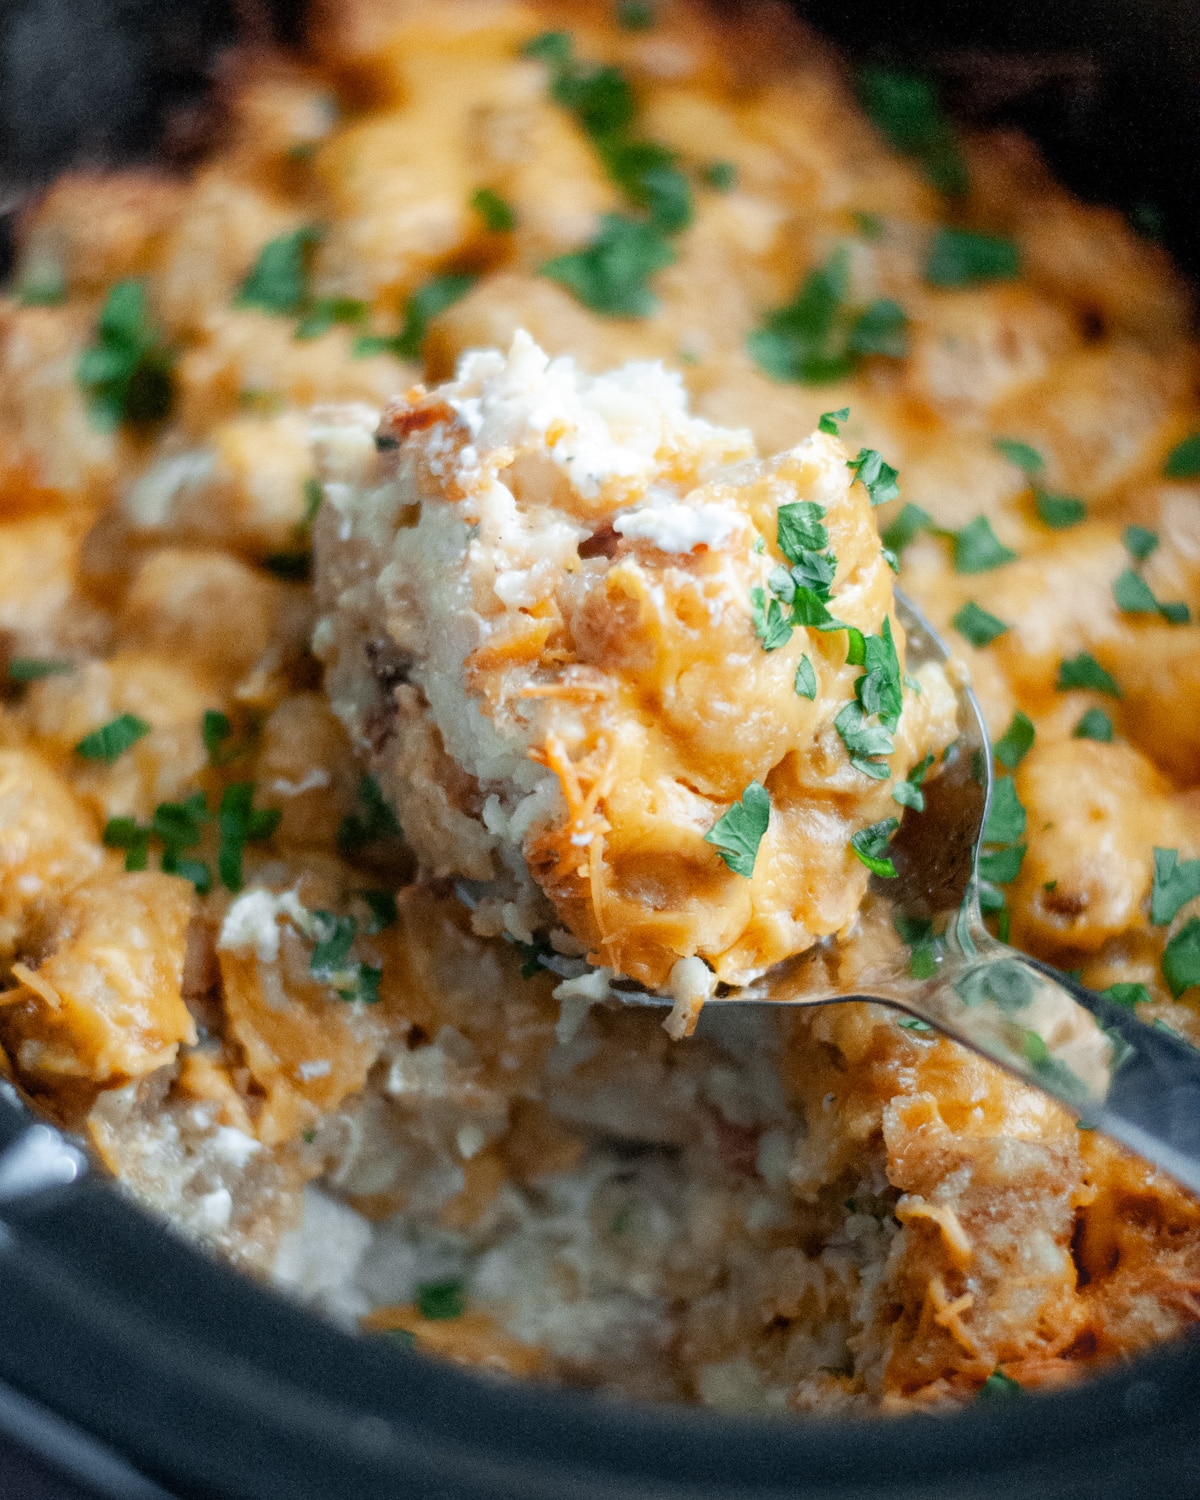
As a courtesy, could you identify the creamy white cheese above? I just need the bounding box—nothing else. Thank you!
[218,888,311,965]
[613,500,742,553]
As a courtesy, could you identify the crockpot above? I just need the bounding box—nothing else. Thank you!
[1,1,1199,1495]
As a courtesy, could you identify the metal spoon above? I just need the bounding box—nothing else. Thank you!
[481,591,1200,1196]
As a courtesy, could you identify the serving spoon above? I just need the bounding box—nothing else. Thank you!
[478,591,1200,1197]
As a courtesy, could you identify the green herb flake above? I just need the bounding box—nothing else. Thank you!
[103,817,150,871]
[992,437,1043,474]
[847,447,900,506]
[982,775,1027,846]
[1124,525,1159,561]
[75,712,151,763]
[1102,982,1152,1009]
[978,1369,1021,1400]
[1162,917,1200,997]
[521,31,573,65]
[236,227,322,315]
[898,1015,933,1031]
[926,228,1020,288]
[952,516,1017,574]
[857,68,968,197]
[471,187,517,232]
[338,774,401,853]
[616,0,655,28]
[1164,434,1200,480]
[850,817,900,878]
[542,214,675,318]
[701,160,737,191]
[818,407,849,435]
[358,273,478,362]
[77,280,175,428]
[776,500,829,562]
[993,709,1035,769]
[217,783,280,893]
[881,503,931,557]
[1055,652,1121,698]
[704,781,771,878]
[361,889,399,933]
[892,779,923,811]
[835,702,894,779]
[978,843,1026,885]
[294,296,368,341]
[202,709,234,766]
[416,1279,466,1321]
[7,657,73,682]
[855,618,904,729]
[952,600,1008,648]
[310,910,357,981]
[794,654,817,700]
[1034,489,1087,529]
[1113,567,1160,614]
[1150,847,1200,926]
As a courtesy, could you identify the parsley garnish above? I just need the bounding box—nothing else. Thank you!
[952,516,1017,573]
[952,600,1007,647]
[104,791,211,892]
[794,655,817,699]
[776,500,829,561]
[338,774,401,853]
[926,229,1020,287]
[294,297,368,341]
[994,710,1035,769]
[361,889,398,933]
[1035,490,1087,529]
[978,1369,1021,1400]
[892,752,933,812]
[750,587,793,651]
[847,447,900,506]
[237,227,322,315]
[835,703,894,778]
[542,214,675,317]
[854,211,884,240]
[1151,848,1200,926]
[992,437,1042,474]
[850,817,900,878]
[1124,525,1159,561]
[1073,707,1114,742]
[894,911,941,977]
[75,713,151,763]
[1102,982,1151,1009]
[1113,567,1189,622]
[701,160,736,191]
[217,783,280,893]
[77,280,175,428]
[835,619,903,778]
[857,68,968,196]
[1056,653,1120,697]
[818,407,849,435]
[354,273,478,361]
[978,842,1026,884]
[1164,434,1200,480]
[308,911,381,1003]
[704,781,770,877]
[7,657,72,682]
[1163,917,1200,997]
[616,0,655,27]
[748,249,907,384]
[416,1279,466,1320]
[471,187,516,232]
[982,775,1026,845]
[881,503,931,558]
[203,709,235,766]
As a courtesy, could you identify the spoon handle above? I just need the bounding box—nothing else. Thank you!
[910,934,1200,1196]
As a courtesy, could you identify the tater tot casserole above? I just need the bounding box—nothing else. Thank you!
[4,0,1200,1416]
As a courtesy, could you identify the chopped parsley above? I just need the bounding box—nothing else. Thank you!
[881,503,931,558]
[237,227,322,315]
[1162,917,1200,997]
[952,516,1017,574]
[1112,567,1189,622]
[354,273,478,361]
[748,249,907,384]
[1164,434,1200,480]
[77,280,175,428]
[338,774,401,853]
[1102,982,1152,1009]
[1150,848,1200,926]
[925,229,1020,288]
[704,781,770,878]
[616,0,655,28]
[1055,652,1120,697]
[819,407,849,435]
[894,912,941,978]
[776,500,829,561]
[854,211,884,240]
[892,752,933,812]
[850,817,900,878]
[701,160,737,191]
[7,657,72,682]
[1124,525,1159,561]
[360,889,398,933]
[993,710,1035,769]
[294,297,368,341]
[471,187,516,232]
[751,588,793,650]
[1034,490,1087,529]
[835,703,894,778]
[982,775,1027,845]
[794,655,817,699]
[857,68,968,196]
[835,618,903,778]
[978,1369,1022,1400]
[978,842,1026,884]
[416,1279,466,1320]
[992,437,1043,474]
[203,709,235,766]
[542,214,675,317]
[847,447,901,506]
[217,783,281,893]
[75,713,151,763]
[104,791,211,892]
[1073,707,1114,742]
[952,600,1008,647]
[306,909,381,1003]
